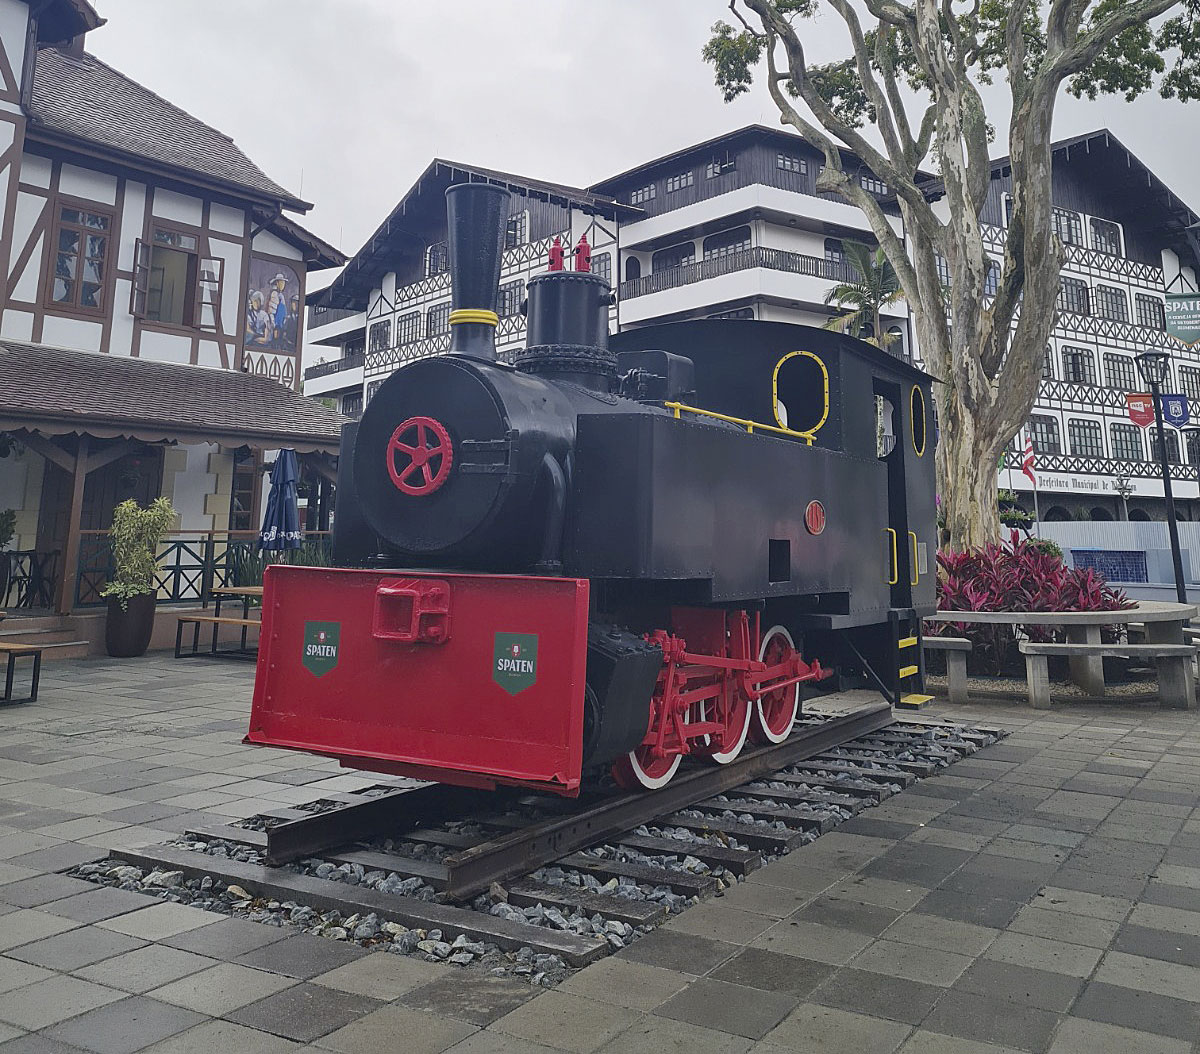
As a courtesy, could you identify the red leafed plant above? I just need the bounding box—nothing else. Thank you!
[928,530,1134,675]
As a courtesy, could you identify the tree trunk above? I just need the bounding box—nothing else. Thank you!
[936,387,1002,549]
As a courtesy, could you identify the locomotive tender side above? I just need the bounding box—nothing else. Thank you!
[248,182,938,795]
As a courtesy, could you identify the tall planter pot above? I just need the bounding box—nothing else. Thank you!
[105,593,156,658]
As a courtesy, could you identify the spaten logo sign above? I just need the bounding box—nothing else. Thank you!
[303,622,340,678]
[493,633,538,695]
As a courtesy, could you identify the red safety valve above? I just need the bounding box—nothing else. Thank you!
[372,577,451,645]
[548,236,565,272]
[573,234,591,273]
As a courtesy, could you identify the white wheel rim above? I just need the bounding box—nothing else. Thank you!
[624,749,681,790]
[709,690,752,764]
[756,625,800,744]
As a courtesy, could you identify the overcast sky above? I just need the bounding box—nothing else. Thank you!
[86,1,1199,264]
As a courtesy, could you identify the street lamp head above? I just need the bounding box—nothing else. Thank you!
[1136,349,1171,387]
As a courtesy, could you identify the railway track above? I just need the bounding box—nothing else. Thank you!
[78,695,1004,976]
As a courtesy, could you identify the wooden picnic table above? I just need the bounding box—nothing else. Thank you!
[210,585,263,653]
[929,601,1197,696]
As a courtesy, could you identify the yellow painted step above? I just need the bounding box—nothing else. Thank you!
[898,665,919,679]
[897,636,918,649]
[898,693,934,710]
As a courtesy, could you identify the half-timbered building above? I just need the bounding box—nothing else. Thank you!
[0,0,345,629]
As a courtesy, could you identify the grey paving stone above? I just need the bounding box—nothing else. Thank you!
[41,997,205,1054]
[810,967,942,1025]
[921,989,1062,1052]
[0,958,53,995]
[492,991,638,1054]
[160,916,289,959]
[821,876,930,913]
[1045,1016,1192,1054]
[0,877,96,910]
[557,957,690,1011]
[835,818,919,841]
[1138,881,1200,910]
[848,938,974,987]
[914,890,1025,929]
[0,912,79,954]
[895,1030,1026,1054]
[616,930,739,975]
[226,983,382,1043]
[399,973,535,1027]
[73,944,218,994]
[663,903,775,944]
[310,950,444,1000]
[1029,887,1132,921]
[1113,923,1200,967]
[0,976,124,1032]
[1092,950,1200,1004]
[1051,868,1146,900]
[751,919,874,965]
[594,1015,751,1054]
[234,933,369,980]
[1007,905,1121,949]
[0,810,78,832]
[954,957,1083,1012]
[1071,981,1200,1042]
[319,1005,477,1054]
[709,947,833,996]
[860,844,974,885]
[881,912,1000,957]
[653,977,796,1039]
[763,1003,912,1054]
[790,895,902,937]
[709,879,816,918]
[133,1020,301,1054]
[40,888,154,926]
[6,925,146,972]
[150,961,297,1014]
[97,904,215,941]
[0,1036,92,1053]
[4,847,102,876]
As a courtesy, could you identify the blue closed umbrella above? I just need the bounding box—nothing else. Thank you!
[258,449,303,552]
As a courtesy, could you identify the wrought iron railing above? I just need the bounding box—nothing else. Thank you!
[617,247,862,301]
[307,305,362,328]
[74,530,333,608]
[304,350,365,381]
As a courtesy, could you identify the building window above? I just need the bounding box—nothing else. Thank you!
[1151,430,1182,464]
[1187,430,1200,466]
[1003,194,1014,226]
[1093,284,1129,322]
[708,307,755,320]
[1111,423,1143,461]
[131,227,222,329]
[1136,293,1166,331]
[705,153,736,178]
[1062,347,1097,385]
[1058,276,1090,316]
[426,242,449,277]
[777,154,806,173]
[702,226,751,261]
[426,301,450,337]
[1068,418,1105,458]
[825,239,847,272]
[1103,353,1137,392]
[1042,346,1054,379]
[1181,365,1200,402]
[341,392,363,419]
[983,260,999,297]
[368,320,391,354]
[630,183,656,206]
[1028,414,1061,455]
[860,174,887,195]
[665,171,694,193]
[652,242,695,272]
[396,311,420,345]
[934,252,951,291]
[345,335,366,359]
[1052,207,1083,246]
[625,256,641,282]
[229,450,258,532]
[498,279,524,318]
[504,212,527,249]
[366,379,383,405]
[590,252,611,285]
[49,204,111,313]
[1090,218,1122,256]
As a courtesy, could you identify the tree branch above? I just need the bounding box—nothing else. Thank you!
[1046,0,1180,82]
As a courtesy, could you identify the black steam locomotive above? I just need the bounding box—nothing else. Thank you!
[248,183,937,794]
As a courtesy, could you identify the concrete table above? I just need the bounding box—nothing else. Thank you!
[929,601,1197,700]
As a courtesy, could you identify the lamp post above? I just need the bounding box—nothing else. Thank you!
[1113,472,1134,521]
[1137,349,1188,602]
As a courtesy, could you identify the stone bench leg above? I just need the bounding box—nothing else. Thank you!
[1156,655,1196,711]
[946,651,968,705]
[1066,625,1105,697]
[1025,654,1052,709]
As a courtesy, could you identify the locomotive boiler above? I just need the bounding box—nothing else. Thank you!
[248,182,938,794]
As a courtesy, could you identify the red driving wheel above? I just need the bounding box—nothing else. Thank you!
[386,416,454,496]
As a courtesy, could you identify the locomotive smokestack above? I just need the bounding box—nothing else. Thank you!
[445,183,510,362]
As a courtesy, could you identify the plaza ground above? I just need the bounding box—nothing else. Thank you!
[0,656,1197,1053]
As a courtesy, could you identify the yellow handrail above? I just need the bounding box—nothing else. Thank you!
[662,401,815,445]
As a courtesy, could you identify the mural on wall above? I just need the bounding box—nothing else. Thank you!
[244,257,301,354]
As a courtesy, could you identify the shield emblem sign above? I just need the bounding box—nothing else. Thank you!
[303,621,341,678]
[1161,395,1190,429]
[1127,393,1155,428]
[493,633,539,695]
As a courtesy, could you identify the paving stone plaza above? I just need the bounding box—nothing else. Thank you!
[0,657,1197,1053]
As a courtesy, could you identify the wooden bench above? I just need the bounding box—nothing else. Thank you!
[0,641,42,703]
[923,636,972,704]
[176,615,259,660]
[1019,641,1196,711]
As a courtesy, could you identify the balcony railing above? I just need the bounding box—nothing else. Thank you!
[304,350,365,380]
[618,247,862,301]
[307,305,361,328]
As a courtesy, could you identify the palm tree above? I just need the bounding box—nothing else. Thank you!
[822,241,903,351]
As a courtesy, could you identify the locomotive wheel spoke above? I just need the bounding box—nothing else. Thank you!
[753,625,801,745]
[707,688,752,765]
[612,746,681,791]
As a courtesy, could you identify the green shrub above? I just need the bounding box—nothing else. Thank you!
[100,497,176,610]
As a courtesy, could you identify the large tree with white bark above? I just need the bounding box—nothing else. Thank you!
[704,0,1200,550]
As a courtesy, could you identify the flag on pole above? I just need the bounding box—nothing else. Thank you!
[1020,433,1037,487]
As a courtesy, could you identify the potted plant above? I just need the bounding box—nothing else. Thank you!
[0,508,15,607]
[100,497,175,658]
